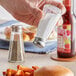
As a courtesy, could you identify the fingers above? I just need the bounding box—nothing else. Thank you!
[49,1,66,15]
[31,7,43,26]
[38,0,66,15]
[56,17,63,26]
[13,8,42,27]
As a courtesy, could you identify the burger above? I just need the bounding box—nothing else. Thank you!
[4,26,36,41]
[34,65,74,76]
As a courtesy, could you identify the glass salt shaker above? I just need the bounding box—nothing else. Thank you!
[8,25,25,63]
[33,4,61,48]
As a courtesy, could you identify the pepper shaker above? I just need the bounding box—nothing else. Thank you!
[8,25,25,62]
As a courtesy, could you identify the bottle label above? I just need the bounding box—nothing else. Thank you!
[57,24,71,53]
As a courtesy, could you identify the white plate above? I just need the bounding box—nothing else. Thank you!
[0,32,57,43]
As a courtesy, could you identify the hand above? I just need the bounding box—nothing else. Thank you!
[38,0,65,26]
[0,0,66,27]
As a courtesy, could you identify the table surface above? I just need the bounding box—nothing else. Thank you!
[0,49,76,76]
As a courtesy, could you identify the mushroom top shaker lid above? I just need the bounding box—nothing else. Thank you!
[11,25,22,32]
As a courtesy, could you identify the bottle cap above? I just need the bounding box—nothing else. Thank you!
[63,0,71,6]
[12,25,22,32]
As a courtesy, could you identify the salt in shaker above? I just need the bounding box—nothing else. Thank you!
[33,4,61,48]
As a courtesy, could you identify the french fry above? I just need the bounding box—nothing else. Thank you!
[32,66,39,70]
[26,32,35,40]
[17,65,34,73]
[15,70,24,76]
[6,69,17,76]
[22,32,30,41]
[24,72,31,76]
[30,72,34,76]
[3,65,39,76]
[24,72,34,76]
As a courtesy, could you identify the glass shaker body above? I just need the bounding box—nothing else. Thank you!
[33,5,61,48]
[8,25,25,62]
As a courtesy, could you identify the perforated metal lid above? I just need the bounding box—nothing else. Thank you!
[11,25,22,32]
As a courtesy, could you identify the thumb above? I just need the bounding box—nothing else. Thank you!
[32,7,43,27]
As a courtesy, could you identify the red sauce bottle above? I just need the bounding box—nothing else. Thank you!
[57,0,76,58]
